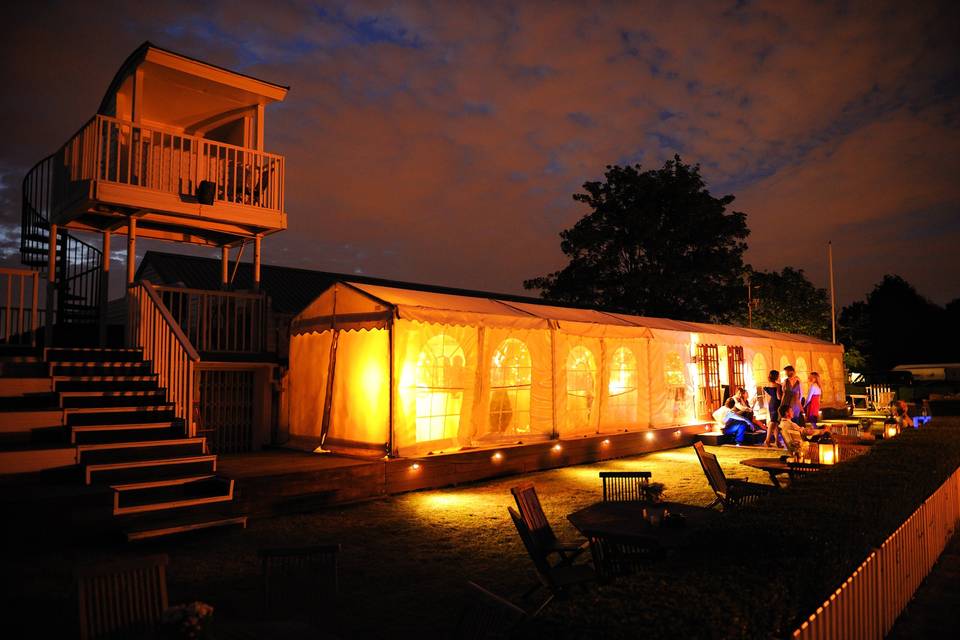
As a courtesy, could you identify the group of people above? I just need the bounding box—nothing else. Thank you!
[716,364,824,447]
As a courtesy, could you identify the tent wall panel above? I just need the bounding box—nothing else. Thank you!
[327,328,390,450]
[598,337,650,432]
[554,333,603,436]
[287,331,333,445]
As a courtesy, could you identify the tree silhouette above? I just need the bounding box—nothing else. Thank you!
[745,267,831,340]
[524,156,749,323]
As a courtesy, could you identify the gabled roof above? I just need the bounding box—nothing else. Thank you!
[139,250,837,346]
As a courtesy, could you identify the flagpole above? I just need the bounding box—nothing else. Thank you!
[828,241,837,344]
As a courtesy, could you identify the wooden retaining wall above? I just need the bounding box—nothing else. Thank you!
[234,424,711,516]
[792,466,960,639]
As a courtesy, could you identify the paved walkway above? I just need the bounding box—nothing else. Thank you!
[888,528,960,638]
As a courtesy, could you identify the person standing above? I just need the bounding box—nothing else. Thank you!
[782,365,804,425]
[805,372,823,428]
[762,370,782,447]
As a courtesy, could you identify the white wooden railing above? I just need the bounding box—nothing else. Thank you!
[51,114,285,214]
[128,281,200,434]
[866,384,895,412]
[792,466,960,639]
[0,268,40,347]
[153,285,268,355]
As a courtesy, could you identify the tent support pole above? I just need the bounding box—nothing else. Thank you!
[387,314,396,457]
[550,323,558,440]
[645,337,653,429]
[318,329,339,448]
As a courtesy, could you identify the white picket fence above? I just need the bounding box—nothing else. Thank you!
[792,466,960,639]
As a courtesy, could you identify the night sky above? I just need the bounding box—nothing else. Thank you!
[1,1,957,305]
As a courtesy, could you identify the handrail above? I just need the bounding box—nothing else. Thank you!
[128,280,200,434]
[151,284,269,354]
[152,284,266,301]
[0,268,40,347]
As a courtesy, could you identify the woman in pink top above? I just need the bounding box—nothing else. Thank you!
[805,372,822,428]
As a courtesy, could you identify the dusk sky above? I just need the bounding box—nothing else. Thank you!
[1,0,958,305]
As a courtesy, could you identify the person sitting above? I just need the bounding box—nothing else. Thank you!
[894,400,914,430]
[720,396,754,445]
[733,387,766,431]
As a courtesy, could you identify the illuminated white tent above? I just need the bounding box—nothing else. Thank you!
[287,281,845,457]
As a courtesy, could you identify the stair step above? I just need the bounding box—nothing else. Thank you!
[61,393,168,409]
[55,380,161,393]
[113,476,234,515]
[125,514,247,542]
[78,438,207,465]
[86,455,217,485]
[52,363,153,377]
[0,393,59,411]
[65,403,173,415]
[46,348,144,363]
[68,409,176,429]
[71,422,178,445]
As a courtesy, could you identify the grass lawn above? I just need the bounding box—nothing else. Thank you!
[1,444,778,638]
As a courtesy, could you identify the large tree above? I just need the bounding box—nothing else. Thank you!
[744,267,832,340]
[839,275,949,371]
[524,156,749,323]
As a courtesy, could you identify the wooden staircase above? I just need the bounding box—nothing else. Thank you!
[1,346,246,540]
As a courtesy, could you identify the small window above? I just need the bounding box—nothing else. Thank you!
[415,334,467,443]
[489,338,532,435]
[608,346,638,424]
[752,352,768,388]
[566,346,597,427]
[796,357,809,382]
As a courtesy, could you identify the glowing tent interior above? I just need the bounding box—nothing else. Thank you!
[287,281,846,457]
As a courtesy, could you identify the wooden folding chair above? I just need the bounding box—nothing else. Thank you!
[259,543,340,619]
[77,554,169,640]
[583,530,662,582]
[510,482,588,565]
[693,441,773,510]
[508,507,594,615]
[451,581,528,639]
[786,461,822,482]
[599,471,653,502]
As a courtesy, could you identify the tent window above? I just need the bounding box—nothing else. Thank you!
[566,346,597,426]
[752,352,768,393]
[608,346,638,423]
[414,333,467,443]
[796,357,809,383]
[832,358,844,401]
[664,352,685,387]
[489,338,532,435]
[780,355,791,372]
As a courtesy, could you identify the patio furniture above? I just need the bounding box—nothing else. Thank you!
[693,441,774,510]
[583,530,662,582]
[508,506,595,613]
[77,554,168,640]
[786,461,822,482]
[452,581,528,638]
[259,543,340,615]
[599,470,653,502]
[510,482,588,565]
[567,501,719,544]
[739,456,792,489]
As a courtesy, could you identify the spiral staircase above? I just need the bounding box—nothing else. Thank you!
[20,153,103,342]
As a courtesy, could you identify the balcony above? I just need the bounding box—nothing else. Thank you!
[43,114,286,245]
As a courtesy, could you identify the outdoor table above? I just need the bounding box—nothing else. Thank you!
[740,456,793,488]
[566,501,719,550]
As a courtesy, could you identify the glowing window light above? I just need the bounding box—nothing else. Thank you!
[414,333,466,443]
[489,338,532,436]
[565,345,597,426]
[607,346,638,424]
[664,351,685,387]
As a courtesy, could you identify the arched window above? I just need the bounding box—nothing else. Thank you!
[489,338,532,435]
[780,355,791,372]
[566,346,597,426]
[415,333,467,443]
[608,346,638,424]
[664,351,685,387]
[796,357,809,383]
[832,358,845,401]
[752,352,768,390]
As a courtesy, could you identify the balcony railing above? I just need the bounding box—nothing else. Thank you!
[51,114,285,217]
[153,285,269,355]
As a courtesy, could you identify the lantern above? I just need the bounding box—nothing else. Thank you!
[886,424,899,439]
[820,443,837,465]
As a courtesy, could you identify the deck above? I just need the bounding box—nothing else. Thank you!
[219,423,713,516]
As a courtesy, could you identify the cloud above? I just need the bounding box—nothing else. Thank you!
[0,0,957,304]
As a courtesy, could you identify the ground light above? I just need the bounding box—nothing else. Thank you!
[552,443,562,452]
[602,439,611,446]
[645,431,655,441]
[410,462,421,471]
[491,452,503,462]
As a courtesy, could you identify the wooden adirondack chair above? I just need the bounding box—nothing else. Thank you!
[599,471,653,502]
[259,543,341,616]
[583,530,662,582]
[511,482,588,564]
[77,554,169,640]
[451,581,528,639]
[508,507,594,614]
[693,441,774,510]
